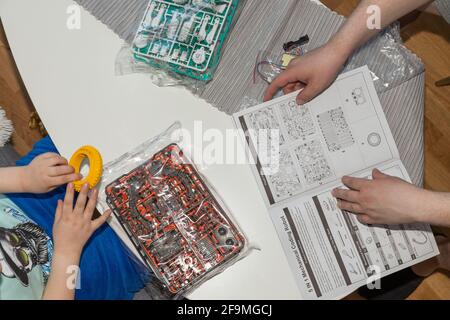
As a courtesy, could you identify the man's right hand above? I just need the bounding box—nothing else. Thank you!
[263,42,349,105]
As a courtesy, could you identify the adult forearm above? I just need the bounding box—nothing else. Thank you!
[418,191,450,227]
[330,0,434,59]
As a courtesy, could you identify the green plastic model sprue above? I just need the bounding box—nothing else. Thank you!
[133,0,240,82]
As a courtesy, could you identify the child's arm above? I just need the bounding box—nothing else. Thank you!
[42,183,111,300]
[0,153,81,194]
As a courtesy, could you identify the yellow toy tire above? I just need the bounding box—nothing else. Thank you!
[69,146,103,192]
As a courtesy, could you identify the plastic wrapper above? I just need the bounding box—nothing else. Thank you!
[116,0,244,93]
[98,122,249,299]
[241,23,424,109]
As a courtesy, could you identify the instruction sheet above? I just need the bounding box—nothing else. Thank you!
[233,66,439,299]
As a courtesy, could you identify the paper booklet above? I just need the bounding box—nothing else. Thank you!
[233,66,439,300]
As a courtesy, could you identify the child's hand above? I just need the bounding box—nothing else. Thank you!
[52,183,111,257]
[22,153,82,193]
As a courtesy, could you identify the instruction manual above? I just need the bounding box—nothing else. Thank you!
[233,66,439,300]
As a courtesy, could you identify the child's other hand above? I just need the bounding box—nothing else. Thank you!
[53,183,111,257]
[22,153,82,193]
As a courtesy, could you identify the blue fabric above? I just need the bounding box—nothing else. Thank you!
[7,137,149,300]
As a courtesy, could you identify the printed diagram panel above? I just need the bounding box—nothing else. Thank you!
[265,150,303,203]
[317,107,355,152]
[234,68,400,205]
[294,140,335,186]
[244,107,286,146]
[351,87,367,106]
[279,99,316,141]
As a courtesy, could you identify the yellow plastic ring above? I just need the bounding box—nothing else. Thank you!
[69,146,103,192]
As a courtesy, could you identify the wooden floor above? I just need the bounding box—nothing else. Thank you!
[0,21,43,155]
[1,1,450,299]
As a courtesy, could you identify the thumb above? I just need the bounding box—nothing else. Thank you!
[372,169,388,179]
[296,83,321,105]
[91,209,112,231]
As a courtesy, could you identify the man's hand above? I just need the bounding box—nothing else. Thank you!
[21,153,82,193]
[331,169,428,225]
[263,42,348,104]
[53,183,111,257]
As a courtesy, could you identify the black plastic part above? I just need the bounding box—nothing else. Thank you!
[283,35,310,52]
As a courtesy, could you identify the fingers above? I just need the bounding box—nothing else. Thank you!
[40,152,60,160]
[91,209,111,231]
[50,173,82,187]
[283,82,304,95]
[47,156,68,167]
[283,83,298,94]
[49,165,75,177]
[74,184,90,213]
[84,189,98,220]
[263,68,300,101]
[296,82,321,105]
[372,168,388,179]
[55,200,63,223]
[336,199,365,214]
[342,175,370,191]
[356,215,375,225]
[63,183,75,214]
[332,188,360,203]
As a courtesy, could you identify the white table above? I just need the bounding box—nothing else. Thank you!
[0,0,328,299]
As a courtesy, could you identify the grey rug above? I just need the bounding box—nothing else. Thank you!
[73,0,426,186]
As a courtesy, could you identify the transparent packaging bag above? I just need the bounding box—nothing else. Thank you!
[97,122,250,298]
[241,23,424,108]
[116,0,245,93]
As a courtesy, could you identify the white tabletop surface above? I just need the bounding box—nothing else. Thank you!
[0,0,322,299]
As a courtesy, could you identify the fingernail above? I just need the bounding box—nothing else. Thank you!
[296,98,305,105]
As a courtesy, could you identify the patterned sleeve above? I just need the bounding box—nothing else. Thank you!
[435,0,450,23]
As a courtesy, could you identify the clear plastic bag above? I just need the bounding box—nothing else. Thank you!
[344,23,424,92]
[241,23,424,108]
[239,35,309,109]
[97,122,249,298]
[116,0,245,93]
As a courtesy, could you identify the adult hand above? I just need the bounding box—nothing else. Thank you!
[331,169,428,225]
[263,42,348,104]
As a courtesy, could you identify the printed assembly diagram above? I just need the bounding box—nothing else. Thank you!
[271,163,438,300]
[234,66,399,205]
[233,67,439,300]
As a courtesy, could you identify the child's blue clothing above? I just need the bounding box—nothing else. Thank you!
[5,137,149,300]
